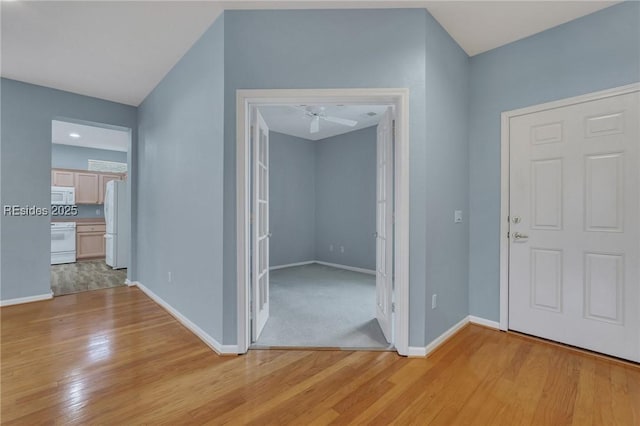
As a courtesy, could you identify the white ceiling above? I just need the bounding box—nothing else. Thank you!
[1,1,621,106]
[52,120,130,152]
[260,104,389,140]
[426,1,622,56]
[1,1,225,106]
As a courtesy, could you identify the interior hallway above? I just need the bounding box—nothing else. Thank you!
[2,286,637,425]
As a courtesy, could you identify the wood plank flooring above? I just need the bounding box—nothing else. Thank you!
[2,286,638,425]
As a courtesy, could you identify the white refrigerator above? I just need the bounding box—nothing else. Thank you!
[104,180,128,269]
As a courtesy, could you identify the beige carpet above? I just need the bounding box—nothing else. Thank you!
[51,259,127,296]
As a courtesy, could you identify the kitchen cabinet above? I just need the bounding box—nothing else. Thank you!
[52,170,75,187]
[75,172,100,204]
[99,173,122,204]
[77,222,106,259]
[51,168,125,205]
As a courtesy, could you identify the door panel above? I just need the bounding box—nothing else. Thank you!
[252,110,270,340]
[75,172,99,204]
[585,153,623,232]
[509,91,639,361]
[530,158,562,229]
[77,232,106,259]
[584,252,623,324]
[52,170,75,187]
[376,107,393,343]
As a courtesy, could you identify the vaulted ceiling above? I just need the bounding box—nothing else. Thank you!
[1,1,620,106]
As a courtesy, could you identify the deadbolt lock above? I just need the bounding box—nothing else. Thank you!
[512,216,522,224]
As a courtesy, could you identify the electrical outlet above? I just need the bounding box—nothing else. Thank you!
[340,246,345,253]
[96,208,101,215]
[454,210,463,223]
[329,244,334,252]
[432,294,437,309]
[168,271,172,284]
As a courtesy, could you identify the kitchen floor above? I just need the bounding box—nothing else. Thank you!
[50,259,127,296]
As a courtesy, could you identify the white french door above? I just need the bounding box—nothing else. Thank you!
[376,107,394,343]
[252,109,270,340]
[508,90,639,361]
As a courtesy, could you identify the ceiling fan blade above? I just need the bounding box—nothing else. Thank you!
[290,105,310,114]
[310,116,320,133]
[322,116,358,127]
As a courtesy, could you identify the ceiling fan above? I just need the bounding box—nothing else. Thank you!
[292,106,358,134]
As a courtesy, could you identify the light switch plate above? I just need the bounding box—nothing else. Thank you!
[454,210,463,223]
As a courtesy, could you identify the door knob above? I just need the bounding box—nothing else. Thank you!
[513,232,528,240]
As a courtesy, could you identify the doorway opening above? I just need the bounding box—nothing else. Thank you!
[236,89,410,356]
[251,104,391,349]
[50,119,132,297]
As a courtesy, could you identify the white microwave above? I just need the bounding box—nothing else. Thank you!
[51,186,75,205]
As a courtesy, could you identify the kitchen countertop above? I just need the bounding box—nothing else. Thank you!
[51,217,105,224]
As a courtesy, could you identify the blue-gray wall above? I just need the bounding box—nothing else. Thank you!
[468,2,640,321]
[136,16,225,342]
[0,78,137,300]
[269,127,377,271]
[52,144,127,170]
[315,126,376,270]
[269,131,316,266]
[223,9,470,347]
[423,9,470,344]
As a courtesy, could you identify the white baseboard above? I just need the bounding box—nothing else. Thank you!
[423,316,470,357]
[406,346,428,357]
[131,281,239,355]
[0,291,53,307]
[269,260,376,275]
[269,261,315,271]
[125,279,138,287]
[314,261,376,275]
[468,315,500,330]
[408,315,501,358]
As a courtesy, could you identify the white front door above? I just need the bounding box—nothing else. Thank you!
[509,90,639,361]
[376,107,394,343]
[252,109,270,340]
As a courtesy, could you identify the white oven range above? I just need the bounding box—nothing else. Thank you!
[51,222,76,265]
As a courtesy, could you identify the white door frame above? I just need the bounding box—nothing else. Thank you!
[499,82,640,331]
[236,88,410,355]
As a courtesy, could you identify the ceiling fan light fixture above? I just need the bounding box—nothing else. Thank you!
[310,116,320,134]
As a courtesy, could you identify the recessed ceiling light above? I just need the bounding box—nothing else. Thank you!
[366,112,377,116]
[69,132,80,138]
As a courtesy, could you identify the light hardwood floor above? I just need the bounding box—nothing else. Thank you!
[1,286,638,425]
